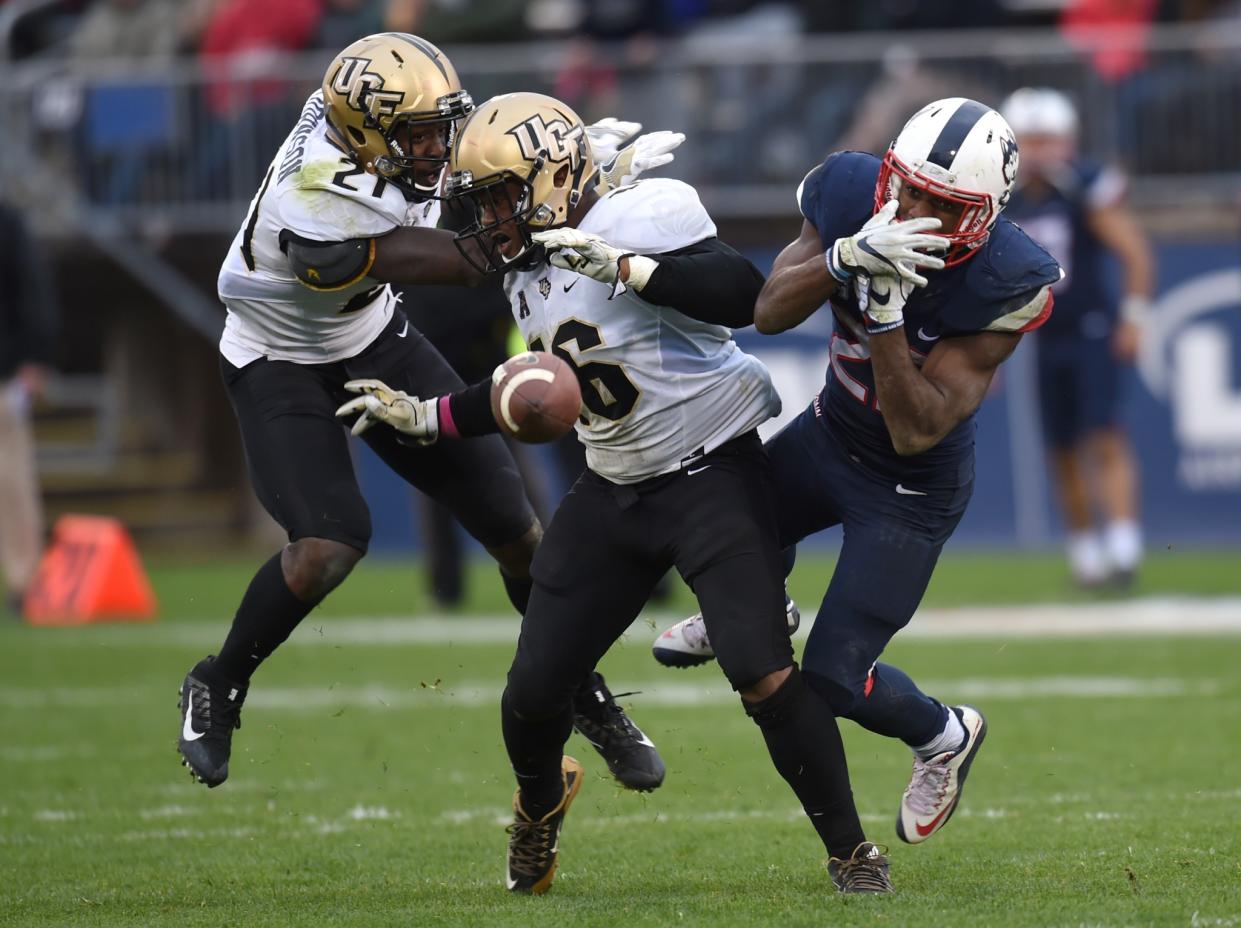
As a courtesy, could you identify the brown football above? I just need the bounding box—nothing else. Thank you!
[489,351,583,443]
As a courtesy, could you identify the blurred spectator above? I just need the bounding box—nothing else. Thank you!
[832,48,981,155]
[549,0,670,119]
[1060,0,1157,83]
[66,0,216,205]
[393,0,530,42]
[313,0,386,51]
[0,199,59,618]
[191,0,322,198]
[681,3,806,181]
[67,0,208,61]
[1002,88,1153,589]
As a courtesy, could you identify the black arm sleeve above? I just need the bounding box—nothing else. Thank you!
[634,237,765,328]
[445,377,500,438]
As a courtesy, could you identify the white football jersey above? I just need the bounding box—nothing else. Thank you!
[505,179,780,484]
[217,91,443,366]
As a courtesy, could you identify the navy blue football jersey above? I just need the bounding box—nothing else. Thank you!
[1004,158,1125,339]
[797,150,1061,486]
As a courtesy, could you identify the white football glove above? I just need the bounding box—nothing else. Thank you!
[828,200,947,287]
[532,229,659,299]
[585,117,642,165]
[335,379,439,444]
[857,272,915,335]
[600,130,685,190]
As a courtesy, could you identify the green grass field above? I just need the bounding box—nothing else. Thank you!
[3,550,1241,927]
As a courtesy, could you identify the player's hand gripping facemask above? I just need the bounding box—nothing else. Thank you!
[532,229,658,299]
[827,200,946,288]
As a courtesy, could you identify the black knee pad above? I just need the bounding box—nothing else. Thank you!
[743,666,808,731]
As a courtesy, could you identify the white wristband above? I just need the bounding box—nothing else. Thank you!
[624,254,658,292]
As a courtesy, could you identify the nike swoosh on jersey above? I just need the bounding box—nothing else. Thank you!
[182,693,205,742]
[895,484,928,496]
[563,280,578,293]
[396,321,409,338]
[687,465,711,475]
[917,327,940,341]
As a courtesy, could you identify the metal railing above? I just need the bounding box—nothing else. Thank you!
[1,23,1239,232]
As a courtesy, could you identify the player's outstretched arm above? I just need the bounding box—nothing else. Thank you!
[869,327,1021,456]
[1087,203,1154,363]
[335,376,499,444]
[533,230,763,327]
[369,225,487,287]
[753,220,840,334]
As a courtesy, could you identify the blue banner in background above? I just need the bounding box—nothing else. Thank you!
[356,239,1241,552]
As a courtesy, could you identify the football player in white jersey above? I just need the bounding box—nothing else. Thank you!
[337,93,886,895]
[176,34,678,795]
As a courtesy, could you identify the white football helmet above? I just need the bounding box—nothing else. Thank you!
[1000,88,1078,139]
[875,97,1020,266]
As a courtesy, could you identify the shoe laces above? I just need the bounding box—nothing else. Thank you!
[578,678,641,733]
[190,677,245,736]
[506,818,556,876]
[829,844,893,893]
[903,753,952,815]
[682,614,711,650]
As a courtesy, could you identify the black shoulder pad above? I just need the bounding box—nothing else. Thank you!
[279,229,376,291]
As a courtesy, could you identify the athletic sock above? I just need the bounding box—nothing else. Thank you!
[1104,519,1143,572]
[501,688,573,821]
[1067,530,1108,585]
[214,552,316,684]
[913,705,967,760]
[744,668,866,859]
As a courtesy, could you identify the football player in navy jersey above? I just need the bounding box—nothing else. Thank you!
[1001,88,1152,589]
[655,98,1062,846]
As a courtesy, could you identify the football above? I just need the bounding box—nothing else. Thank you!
[489,351,582,443]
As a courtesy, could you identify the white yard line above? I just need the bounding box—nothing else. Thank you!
[16,596,1241,648]
[0,674,1221,713]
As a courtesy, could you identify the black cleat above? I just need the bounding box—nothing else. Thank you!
[177,656,246,788]
[572,672,665,791]
[826,842,895,894]
[506,756,584,894]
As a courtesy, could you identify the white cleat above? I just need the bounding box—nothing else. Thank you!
[652,597,800,668]
[896,705,987,844]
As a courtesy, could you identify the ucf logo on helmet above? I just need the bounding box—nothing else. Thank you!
[507,114,583,164]
[331,56,405,120]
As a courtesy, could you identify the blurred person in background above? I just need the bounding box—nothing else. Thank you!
[312,0,388,51]
[1002,87,1153,589]
[191,0,322,198]
[67,0,213,60]
[0,199,59,618]
[66,0,217,205]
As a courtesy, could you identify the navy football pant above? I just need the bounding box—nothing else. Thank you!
[1036,330,1123,449]
[767,405,972,746]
